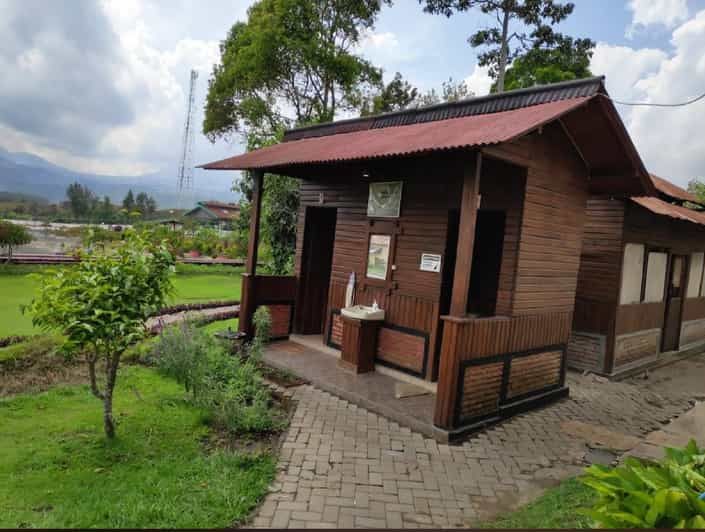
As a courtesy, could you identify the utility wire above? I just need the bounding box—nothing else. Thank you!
[609,90,705,108]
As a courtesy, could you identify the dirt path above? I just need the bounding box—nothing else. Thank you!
[146,305,239,332]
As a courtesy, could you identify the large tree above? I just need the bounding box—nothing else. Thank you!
[66,182,96,219]
[204,0,391,141]
[499,35,594,91]
[420,0,591,93]
[204,0,391,273]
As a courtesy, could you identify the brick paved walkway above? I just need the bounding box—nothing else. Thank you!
[252,355,705,528]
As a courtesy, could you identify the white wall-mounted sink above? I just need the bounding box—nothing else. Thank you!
[341,305,385,321]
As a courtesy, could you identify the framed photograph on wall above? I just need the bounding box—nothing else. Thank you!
[367,181,403,218]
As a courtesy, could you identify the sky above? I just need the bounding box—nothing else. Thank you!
[0,0,704,190]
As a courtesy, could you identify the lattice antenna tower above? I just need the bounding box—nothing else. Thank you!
[177,69,198,208]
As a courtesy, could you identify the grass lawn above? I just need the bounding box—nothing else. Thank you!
[0,266,242,338]
[481,478,595,529]
[0,365,275,528]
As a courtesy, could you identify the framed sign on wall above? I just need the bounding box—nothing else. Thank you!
[367,181,403,218]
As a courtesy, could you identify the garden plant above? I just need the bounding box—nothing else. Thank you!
[27,230,174,438]
[581,440,705,528]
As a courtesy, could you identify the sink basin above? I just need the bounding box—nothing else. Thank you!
[341,305,385,321]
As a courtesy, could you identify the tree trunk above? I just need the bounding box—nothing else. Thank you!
[102,352,120,439]
[103,391,115,439]
[496,7,511,93]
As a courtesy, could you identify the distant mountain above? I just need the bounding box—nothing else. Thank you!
[0,147,238,209]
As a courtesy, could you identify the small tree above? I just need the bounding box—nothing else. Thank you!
[0,220,32,261]
[28,231,174,438]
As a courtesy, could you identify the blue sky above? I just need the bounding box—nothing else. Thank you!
[0,0,704,191]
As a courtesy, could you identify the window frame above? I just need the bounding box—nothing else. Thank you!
[640,246,668,303]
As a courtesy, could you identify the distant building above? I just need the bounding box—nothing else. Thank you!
[183,201,240,229]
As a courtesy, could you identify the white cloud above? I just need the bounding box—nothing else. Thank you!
[0,0,240,184]
[593,10,705,186]
[359,30,419,66]
[464,64,493,96]
[626,0,689,37]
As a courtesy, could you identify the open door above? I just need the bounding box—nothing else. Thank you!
[295,207,337,335]
[662,254,687,352]
[468,210,506,316]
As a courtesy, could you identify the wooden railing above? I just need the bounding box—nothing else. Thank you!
[239,274,297,338]
[434,311,572,430]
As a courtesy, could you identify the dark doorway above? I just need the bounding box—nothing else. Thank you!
[433,209,460,380]
[662,254,688,352]
[295,207,337,335]
[467,210,506,316]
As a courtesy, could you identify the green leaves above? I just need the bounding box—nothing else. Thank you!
[580,440,705,528]
[26,230,174,437]
[203,0,390,142]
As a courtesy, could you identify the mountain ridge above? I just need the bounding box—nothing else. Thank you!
[0,147,238,208]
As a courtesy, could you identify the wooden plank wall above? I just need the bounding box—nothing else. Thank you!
[435,124,589,428]
[294,154,464,380]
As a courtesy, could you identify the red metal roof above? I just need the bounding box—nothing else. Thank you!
[648,173,701,205]
[201,97,590,171]
[631,196,705,226]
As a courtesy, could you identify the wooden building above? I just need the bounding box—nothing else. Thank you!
[570,174,705,377]
[183,200,240,229]
[202,77,652,435]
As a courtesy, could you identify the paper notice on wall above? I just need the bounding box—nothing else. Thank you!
[420,253,442,273]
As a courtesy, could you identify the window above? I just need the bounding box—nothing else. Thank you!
[688,252,705,298]
[620,243,644,305]
[643,251,667,302]
[620,244,668,304]
[366,234,391,280]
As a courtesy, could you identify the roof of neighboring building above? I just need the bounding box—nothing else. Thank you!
[184,201,240,221]
[648,173,702,205]
[200,76,651,197]
[631,196,705,226]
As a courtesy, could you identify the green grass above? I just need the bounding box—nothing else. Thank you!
[0,365,275,528]
[481,478,595,529]
[0,266,242,338]
[200,318,239,334]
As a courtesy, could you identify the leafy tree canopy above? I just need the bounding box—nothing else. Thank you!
[498,35,594,91]
[361,74,473,115]
[0,220,32,260]
[420,0,593,92]
[66,182,97,219]
[203,0,391,142]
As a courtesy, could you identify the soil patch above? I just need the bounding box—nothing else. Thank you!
[1,353,88,397]
[201,388,297,455]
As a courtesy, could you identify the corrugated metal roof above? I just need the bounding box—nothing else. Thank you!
[283,76,605,141]
[631,196,705,226]
[200,97,589,171]
[649,173,701,205]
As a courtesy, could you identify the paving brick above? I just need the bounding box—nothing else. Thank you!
[250,359,702,528]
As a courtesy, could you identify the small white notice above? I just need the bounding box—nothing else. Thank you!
[420,253,442,273]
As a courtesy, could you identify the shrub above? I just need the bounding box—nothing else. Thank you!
[28,231,174,438]
[580,440,705,528]
[149,318,282,435]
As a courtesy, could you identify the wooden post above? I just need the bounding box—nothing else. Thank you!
[449,153,482,316]
[239,170,264,337]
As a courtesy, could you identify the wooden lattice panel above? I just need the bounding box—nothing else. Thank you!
[507,350,561,399]
[460,362,503,419]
